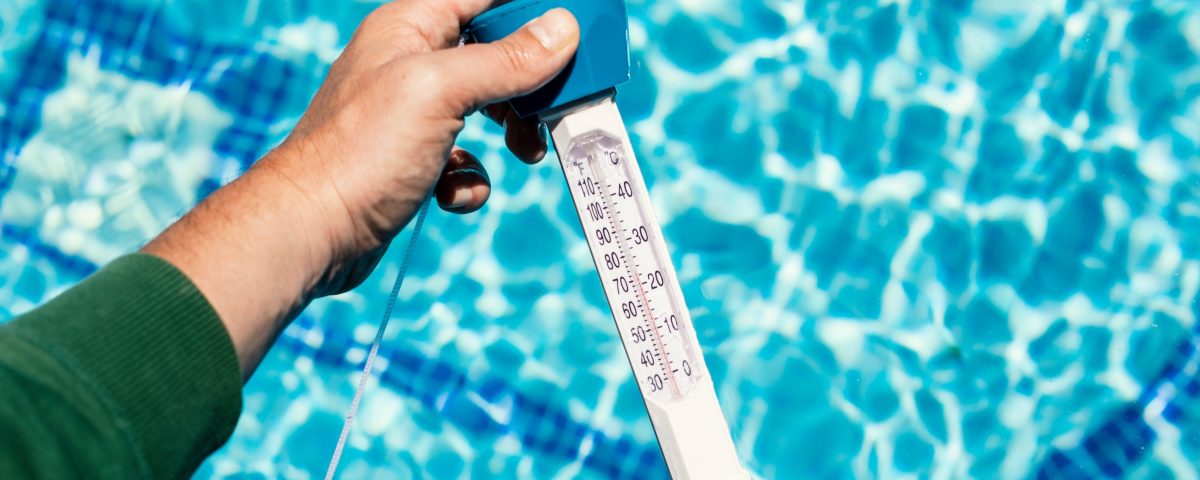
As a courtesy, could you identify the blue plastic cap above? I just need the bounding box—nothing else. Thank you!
[468,0,630,118]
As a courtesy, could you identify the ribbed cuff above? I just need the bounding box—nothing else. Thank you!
[10,254,243,479]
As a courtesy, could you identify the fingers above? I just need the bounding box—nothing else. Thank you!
[503,109,549,163]
[482,103,510,125]
[351,0,503,57]
[405,0,498,28]
[436,148,492,214]
[425,8,580,115]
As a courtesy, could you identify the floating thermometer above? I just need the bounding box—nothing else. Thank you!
[545,97,747,478]
[471,2,747,478]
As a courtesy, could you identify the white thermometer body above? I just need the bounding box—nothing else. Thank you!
[544,96,748,479]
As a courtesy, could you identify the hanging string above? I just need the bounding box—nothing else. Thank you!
[324,197,433,480]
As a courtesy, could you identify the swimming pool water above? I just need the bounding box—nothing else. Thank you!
[2,0,1200,478]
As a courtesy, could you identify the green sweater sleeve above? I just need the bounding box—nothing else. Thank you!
[0,254,243,479]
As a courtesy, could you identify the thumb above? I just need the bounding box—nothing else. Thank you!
[428,8,580,115]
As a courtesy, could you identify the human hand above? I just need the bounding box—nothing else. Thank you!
[144,1,580,377]
[275,1,580,294]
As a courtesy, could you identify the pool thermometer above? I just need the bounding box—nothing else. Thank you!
[471,2,748,478]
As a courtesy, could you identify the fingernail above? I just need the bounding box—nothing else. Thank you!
[448,187,473,209]
[527,8,575,50]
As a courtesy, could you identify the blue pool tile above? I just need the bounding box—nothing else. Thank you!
[979,19,1065,113]
[924,0,972,66]
[967,120,1025,202]
[840,97,889,181]
[1050,185,1106,254]
[0,225,98,277]
[441,392,504,436]
[915,389,949,443]
[660,14,723,73]
[864,4,902,61]
[666,209,773,293]
[805,204,862,288]
[978,219,1035,284]
[1085,66,1116,134]
[891,105,950,178]
[499,280,550,322]
[922,215,972,294]
[13,264,47,300]
[1034,189,1110,291]
[285,410,344,474]
[493,207,563,271]
[1,0,307,200]
[1124,7,1198,139]
[845,370,898,421]
[1016,137,1080,200]
[615,53,658,121]
[690,309,732,347]
[1042,17,1107,127]
[664,82,764,182]
[785,188,838,250]
[1127,9,1196,68]
[893,431,934,473]
[714,1,787,43]
[1030,320,1072,377]
[1096,148,1149,215]
[777,75,838,167]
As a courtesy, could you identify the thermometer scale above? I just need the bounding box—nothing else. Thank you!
[548,103,700,405]
[546,97,746,478]
[471,2,747,478]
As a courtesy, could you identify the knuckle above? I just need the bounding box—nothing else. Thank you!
[408,69,459,109]
[358,4,438,53]
[360,5,393,30]
[407,67,446,98]
[492,40,534,74]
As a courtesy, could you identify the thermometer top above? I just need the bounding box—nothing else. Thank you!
[468,0,631,118]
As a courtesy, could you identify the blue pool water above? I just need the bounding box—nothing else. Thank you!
[2,0,1200,478]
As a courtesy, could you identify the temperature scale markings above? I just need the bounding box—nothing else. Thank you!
[593,164,681,397]
[630,264,681,396]
[553,117,747,477]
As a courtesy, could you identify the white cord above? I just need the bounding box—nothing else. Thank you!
[324,198,433,480]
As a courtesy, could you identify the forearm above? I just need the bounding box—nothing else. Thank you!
[143,146,353,378]
[144,4,577,380]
